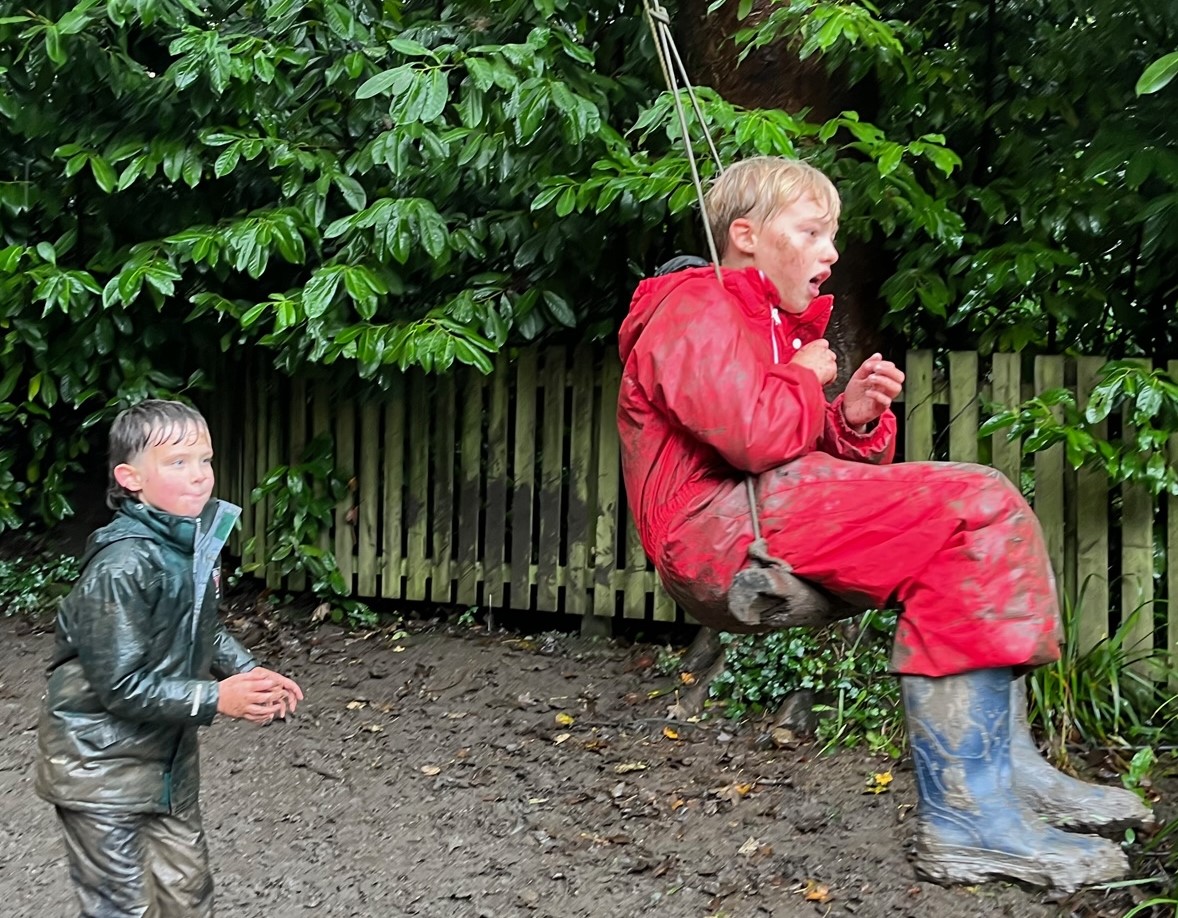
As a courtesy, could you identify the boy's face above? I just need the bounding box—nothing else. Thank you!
[734,193,839,314]
[114,423,215,518]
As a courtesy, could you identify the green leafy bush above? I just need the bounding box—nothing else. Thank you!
[242,432,374,627]
[710,609,902,756]
[1028,591,1177,756]
[0,553,78,617]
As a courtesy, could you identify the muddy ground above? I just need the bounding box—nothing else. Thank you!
[0,600,1166,918]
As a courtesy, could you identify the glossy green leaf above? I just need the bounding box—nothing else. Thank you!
[1137,52,1178,96]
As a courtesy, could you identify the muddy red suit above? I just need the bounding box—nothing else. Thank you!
[616,266,1062,677]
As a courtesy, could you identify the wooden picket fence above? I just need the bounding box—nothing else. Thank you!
[209,347,1178,674]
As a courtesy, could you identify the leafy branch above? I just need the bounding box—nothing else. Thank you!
[980,361,1178,497]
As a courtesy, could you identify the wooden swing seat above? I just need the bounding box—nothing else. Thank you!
[727,563,865,630]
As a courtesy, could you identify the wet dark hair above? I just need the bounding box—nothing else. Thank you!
[107,399,210,509]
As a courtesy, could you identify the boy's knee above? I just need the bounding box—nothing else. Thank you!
[948,461,1021,496]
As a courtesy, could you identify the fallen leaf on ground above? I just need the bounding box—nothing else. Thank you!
[421,764,442,776]
[802,879,833,903]
[737,836,760,856]
[553,733,571,745]
[555,712,575,726]
[864,770,894,794]
[662,726,679,740]
[580,832,631,846]
[346,700,367,710]
[710,781,754,804]
[679,672,696,685]
[361,724,383,733]
[614,761,648,774]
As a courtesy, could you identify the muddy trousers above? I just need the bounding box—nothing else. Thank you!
[56,803,213,918]
[660,455,1063,676]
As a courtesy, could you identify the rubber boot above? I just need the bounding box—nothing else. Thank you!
[1010,675,1155,835]
[903,668,1129,891]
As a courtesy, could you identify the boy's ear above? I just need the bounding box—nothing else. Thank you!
[728,218,758,257]
[113,463,142,494]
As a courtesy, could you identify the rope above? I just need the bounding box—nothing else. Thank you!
[641,1,788,574]
[643,0,723,282]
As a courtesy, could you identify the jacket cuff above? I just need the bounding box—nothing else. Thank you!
[827,395,896,459]
[193,680,220,725]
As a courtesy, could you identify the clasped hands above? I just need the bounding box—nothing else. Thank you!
[791,339,905,430]
[217,667,305,725]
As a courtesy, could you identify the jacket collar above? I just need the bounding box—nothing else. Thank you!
[721,266,834,336]
[112,499,226,555]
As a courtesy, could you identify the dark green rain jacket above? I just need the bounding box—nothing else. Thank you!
[35,499,256,814]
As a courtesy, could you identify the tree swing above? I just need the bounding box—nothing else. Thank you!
[640,0,865,631]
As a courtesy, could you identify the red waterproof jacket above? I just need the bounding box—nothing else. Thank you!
[617,265,896,574]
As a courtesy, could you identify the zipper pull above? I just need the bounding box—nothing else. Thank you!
[771,306,781,325]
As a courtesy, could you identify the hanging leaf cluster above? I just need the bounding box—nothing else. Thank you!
[0,0,962,532]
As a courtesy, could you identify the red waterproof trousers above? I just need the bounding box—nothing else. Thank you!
[657,454,1063,677]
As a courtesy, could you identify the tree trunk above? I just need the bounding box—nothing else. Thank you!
[668,0,896,716]
[678,0,896,386]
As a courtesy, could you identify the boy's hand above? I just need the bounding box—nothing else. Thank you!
[217,671,290,724]
[841,353,905,430]
[250,667,305,720]
[792,339,838,386]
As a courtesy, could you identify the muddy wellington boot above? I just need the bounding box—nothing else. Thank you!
[1010,675,1154,835]
[902,668,1129,891]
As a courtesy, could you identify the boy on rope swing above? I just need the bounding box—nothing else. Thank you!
[616,155,1150,891]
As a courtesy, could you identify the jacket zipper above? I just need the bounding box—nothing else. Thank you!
[770,306,781,364]
[165,516,203,814]
[189,516,203,656]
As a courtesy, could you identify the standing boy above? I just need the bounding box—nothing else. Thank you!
[35,399,303,917]
[617,156,1148,890]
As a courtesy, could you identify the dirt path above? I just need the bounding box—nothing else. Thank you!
[0,611,1105,917]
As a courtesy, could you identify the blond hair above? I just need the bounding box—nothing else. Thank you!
[704,157,840,259]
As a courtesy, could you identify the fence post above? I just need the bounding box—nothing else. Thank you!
[904,350,934,461]
[1121,360,1156,677]
[357,399,380,598]
[536,348,566,612]
[430,373,456,604]
[948,351,979,463]
[591,356,622,626]
[483,355,510,610]
[456,366,484,608]
[1074,356,1110,653]
[333,396,356,594]
[405,372,429,601]
[380,376,406,598]
[509,350,538,610]
[1033,355,1066,591]
[566,345,595,618]
[989,354,1023,484]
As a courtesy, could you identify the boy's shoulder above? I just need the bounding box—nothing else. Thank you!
[73,513,165,581]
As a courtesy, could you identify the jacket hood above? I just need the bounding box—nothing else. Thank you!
[620,265,834,363]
